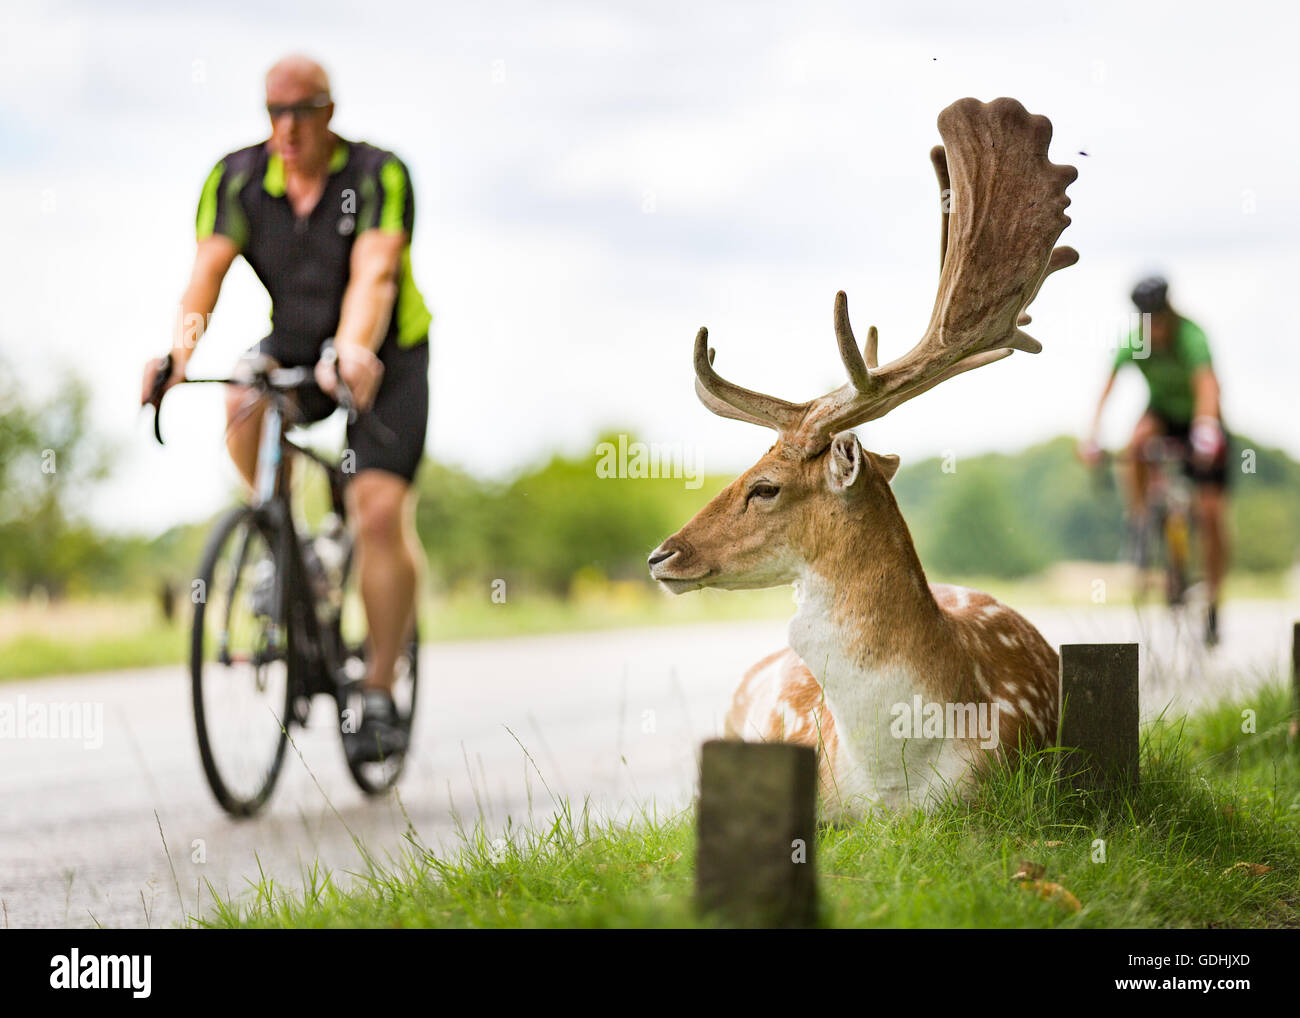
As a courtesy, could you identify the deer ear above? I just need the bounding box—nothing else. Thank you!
[869,452,900,483]
[827,433,865,495]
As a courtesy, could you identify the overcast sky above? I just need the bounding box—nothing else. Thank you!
[2,0,1297,533]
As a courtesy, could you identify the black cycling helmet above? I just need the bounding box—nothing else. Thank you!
[1131,275,1170,313]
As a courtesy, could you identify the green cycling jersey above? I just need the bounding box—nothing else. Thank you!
[1112,315,1212,423]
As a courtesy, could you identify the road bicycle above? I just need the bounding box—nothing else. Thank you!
[1127,435,1198,610]
[1092,435,1209,638]
[147,346,418,817]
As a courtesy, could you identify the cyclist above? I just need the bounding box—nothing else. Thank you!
[1080,276,1230,646]
[140,54,430,760]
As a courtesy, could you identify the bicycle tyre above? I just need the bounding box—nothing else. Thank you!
[191,505,294,817]
[1165,517,1190,606]
[341,626,419,795]
[329,535,416,796]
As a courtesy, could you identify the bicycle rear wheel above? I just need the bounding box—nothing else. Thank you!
[342,631,418,795]
[335,556,419,795]
[191,505,293,817]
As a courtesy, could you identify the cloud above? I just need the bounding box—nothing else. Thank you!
[2,0,1297,533]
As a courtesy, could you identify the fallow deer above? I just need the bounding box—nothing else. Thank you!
[648,97,1078,819]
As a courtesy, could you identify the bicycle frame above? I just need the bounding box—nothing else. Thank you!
[1132,435,1199,606]
[215,368,358,714]
[253,398,284,508]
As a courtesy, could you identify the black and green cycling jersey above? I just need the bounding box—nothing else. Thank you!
[1112,315,1212,424]
[195,136,432,362]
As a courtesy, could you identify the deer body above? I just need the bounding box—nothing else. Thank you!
[729,586,1059,816]
[649,97,1077,819]
[709,443,1058,817]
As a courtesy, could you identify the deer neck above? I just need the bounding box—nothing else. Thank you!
[786,500,968,810]
[787,500,950,692]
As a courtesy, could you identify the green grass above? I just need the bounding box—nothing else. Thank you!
[0,586,794,682]
[4,566,1290,681]
[940,567,1292,607]
[199,682,1300,930]
[0,625,188,680]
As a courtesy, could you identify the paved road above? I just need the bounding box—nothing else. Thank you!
[1,600,1296,928]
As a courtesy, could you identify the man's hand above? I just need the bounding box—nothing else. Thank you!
[1077,435,1102,467]
[316,341,384,411]
[140,353,184,406]
[1190,415,1225,466]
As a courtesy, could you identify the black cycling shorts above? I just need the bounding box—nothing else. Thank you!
[1147,406,1231,490]
[251,333,429,484]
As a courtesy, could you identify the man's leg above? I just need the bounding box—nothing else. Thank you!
[346,469,422,691]
[1123,411,1162,517]
[224,384,266,487]
[1195,483,1228,606]
[1195,487,1228,603]
[224,354,330,491]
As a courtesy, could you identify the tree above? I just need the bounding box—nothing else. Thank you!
[919,460,1049,579]
[0,361,112,597]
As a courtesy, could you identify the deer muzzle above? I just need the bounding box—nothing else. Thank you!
[647,537,710,593]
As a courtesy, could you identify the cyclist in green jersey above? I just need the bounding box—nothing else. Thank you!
[139,54,429,760]
[1080,276,1230,645]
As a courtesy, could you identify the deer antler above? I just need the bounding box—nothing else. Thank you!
[693,97,1079,456]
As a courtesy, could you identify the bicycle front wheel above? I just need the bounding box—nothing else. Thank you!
[1164,513,1191,607]
[191,505,293,817]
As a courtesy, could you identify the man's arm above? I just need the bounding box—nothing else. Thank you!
[317,229,405,410]
[140,235,238,403]
[1090,369,1118,434]
[1191,365,1220,420]
[317,153,421,411]
[1189,365,1225,464]
[1182,323,1224,463]
[336,229,404,354]
[1080,367,1119,463]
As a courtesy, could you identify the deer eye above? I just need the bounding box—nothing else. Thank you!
[747,482,780,503]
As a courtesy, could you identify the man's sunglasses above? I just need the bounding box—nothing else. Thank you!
[266,95,331,120]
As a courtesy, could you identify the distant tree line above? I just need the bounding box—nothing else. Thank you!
[2,368,1296,600]
[892,436,1300,578]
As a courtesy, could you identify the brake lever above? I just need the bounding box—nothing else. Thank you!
[146,352,175,445]
[319,340,397,447]
[320,342,355,419]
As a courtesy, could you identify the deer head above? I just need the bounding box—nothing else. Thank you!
[649,97,1078,593]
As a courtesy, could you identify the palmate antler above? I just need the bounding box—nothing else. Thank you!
[694,97,1079,456]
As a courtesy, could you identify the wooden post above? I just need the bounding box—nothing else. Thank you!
[696,740,818,928]
[1290,623,1300,741]
[1292,622,1299,705]
[1057,643,1140,796]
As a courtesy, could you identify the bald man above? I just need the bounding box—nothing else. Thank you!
[141,55,430,764]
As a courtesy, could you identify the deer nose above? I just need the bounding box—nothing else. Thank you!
[642,540,676,572]
[647,544,677,571]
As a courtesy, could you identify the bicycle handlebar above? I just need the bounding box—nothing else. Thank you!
[144,353,175,444]
[1098,436,1191,467]
[147,343,396,449]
